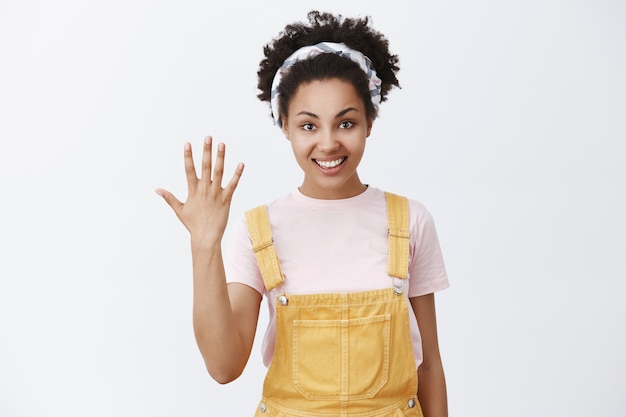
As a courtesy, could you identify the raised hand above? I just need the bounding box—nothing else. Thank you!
[156,136,244,247]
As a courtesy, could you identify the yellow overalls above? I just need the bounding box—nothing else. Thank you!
[245,192,423,417]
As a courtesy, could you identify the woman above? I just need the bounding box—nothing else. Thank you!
[157,11,449,417]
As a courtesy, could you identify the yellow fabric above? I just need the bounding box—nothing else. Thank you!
[246,192,421,416]
[255,289,423,416]
[245,205,285,291]
[385,192,410,280]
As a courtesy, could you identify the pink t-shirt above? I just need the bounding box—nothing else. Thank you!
[226,186,449,368]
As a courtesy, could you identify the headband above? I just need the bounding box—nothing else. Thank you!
[270,42,382,128]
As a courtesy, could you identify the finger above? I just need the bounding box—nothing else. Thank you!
[222,162,245,199]
[200,136,213,183]
[155,188,184,214]
[183,142,198,195]
[211,142,226,187]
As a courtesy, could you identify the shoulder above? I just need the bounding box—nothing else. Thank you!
[241,193,294,225]
[408,198,433,225]
[381,189,432,222]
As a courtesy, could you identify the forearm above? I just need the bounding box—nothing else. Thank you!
[417,360,448,417]
[190,240,249,383]
[157,139,251,382]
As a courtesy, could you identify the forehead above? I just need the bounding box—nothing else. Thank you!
[289,79,364,113]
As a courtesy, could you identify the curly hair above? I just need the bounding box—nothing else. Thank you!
[257,11,400,124]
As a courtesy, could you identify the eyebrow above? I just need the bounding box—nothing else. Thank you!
[296,107,360,119]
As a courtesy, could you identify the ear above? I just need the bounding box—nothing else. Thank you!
[281,118,290,140]
[366,119,373,138]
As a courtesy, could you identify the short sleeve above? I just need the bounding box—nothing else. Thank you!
[407,203,450,297]
[224,216,266,295]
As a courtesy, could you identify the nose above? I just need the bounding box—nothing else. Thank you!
[317,128,340,153]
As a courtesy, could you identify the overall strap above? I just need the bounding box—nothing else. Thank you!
[385,192,410,279]
[244,205,285,291]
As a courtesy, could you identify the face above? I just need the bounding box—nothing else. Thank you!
[281,78,373,200]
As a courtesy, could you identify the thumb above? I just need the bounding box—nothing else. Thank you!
[155,188,183,213]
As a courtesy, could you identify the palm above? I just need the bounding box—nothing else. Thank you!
[157,137,244,245]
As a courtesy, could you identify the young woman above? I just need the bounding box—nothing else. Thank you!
[156,11,449,417]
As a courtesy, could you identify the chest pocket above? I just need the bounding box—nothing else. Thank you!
[292,313,391,400]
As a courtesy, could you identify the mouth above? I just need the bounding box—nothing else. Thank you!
[313,157,346,169]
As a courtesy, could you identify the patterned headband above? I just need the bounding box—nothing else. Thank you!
[270,42,382,128]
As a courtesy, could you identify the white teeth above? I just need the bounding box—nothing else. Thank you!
[316,158,345,168]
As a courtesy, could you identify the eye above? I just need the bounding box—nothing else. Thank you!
[339,120,354,129]
[301,122,316,131]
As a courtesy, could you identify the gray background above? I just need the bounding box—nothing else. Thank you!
[1,0,624,415]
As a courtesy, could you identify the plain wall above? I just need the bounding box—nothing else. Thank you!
[0,0,624,416]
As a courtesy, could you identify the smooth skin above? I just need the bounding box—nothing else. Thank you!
[156,138,261,383]
[157,78,448,416]
[411,294,449,417]
[281,79,371,200]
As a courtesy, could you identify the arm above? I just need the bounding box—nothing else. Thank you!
[410,293,448,417]
[191,246,261,383]
[157,137,260,383]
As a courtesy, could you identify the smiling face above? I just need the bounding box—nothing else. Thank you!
[281,78,373,200]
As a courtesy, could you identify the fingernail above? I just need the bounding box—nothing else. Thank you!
[205,136,211,145]
[218,143,225,151]
[155,188,164,196]
[184,142,191,151]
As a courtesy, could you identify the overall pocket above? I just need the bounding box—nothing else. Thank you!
[292,314,391,400]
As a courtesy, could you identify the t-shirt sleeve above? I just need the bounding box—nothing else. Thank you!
[408,202,450,297]
[224,216,266,296]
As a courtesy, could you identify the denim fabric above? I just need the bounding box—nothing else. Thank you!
[248,193,423,416]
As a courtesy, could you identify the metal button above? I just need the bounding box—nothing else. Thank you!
[278,295,289,305]
[259,403,267,412]
[394,286,404,295]
[408,398,416,408]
